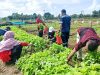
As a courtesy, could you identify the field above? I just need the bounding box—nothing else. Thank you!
[0,19,100,75]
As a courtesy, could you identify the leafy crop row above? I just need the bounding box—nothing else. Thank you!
[16,43,100,75]
[11,26,49,53]
[1,26,100,75]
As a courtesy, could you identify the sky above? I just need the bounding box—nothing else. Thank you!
[0,0,100,17]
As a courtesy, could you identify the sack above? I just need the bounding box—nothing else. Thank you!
[44,27,48,34]
[56,35,62,45]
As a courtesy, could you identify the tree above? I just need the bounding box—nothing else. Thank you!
[84,14,91,18]
[8,16,13,20]
[32,13,37,20]
[98,10,100,17]
[92,10,98,17]
[71,14,78,18]
[43,12,54,20]
[79,13,84,18]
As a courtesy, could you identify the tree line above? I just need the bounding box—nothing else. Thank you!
[71,10,100,18]
[2,10,100,21]
[6,12,55,21]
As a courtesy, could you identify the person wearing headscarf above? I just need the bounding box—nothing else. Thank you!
[0,31,31,63]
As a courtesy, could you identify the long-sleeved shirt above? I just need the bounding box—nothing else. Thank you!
[74,27,100,51]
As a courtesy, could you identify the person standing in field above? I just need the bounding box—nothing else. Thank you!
[36,16,46,37]
[67,27,100,66]
[60,9,71,47]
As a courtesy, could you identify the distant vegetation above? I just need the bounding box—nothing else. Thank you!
[1,10,100,21]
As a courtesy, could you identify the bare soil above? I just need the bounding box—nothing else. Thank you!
[0,61,22,75]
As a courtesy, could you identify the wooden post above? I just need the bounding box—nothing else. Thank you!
[90,21,92,28]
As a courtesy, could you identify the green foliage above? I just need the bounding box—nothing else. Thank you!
[0,36,3,41]
[83,51,100,65]
[11,26,49,53]
[16,44,71,75]
[8,26,99,75]
[16,43,100,75]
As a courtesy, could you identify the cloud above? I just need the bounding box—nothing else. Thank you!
[87,0,100,11]
[0,0,99,17]
[0,0,44,17]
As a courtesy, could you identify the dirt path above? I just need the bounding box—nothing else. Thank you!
[0,61,22,75]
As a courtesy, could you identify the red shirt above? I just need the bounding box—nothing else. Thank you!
[74,27,100,51]
[20,42,29,46]
[36,17,45,26]
[36,17,43,24]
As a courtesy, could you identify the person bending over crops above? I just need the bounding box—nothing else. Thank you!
[60,9,71,47]
[36,16,47,37]
[0,27,11,36]
[0,31,31,64]
[67,27,100,65]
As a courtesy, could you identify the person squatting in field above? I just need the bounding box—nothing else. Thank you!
[48,26,56,43]
[0,31,31,64]
[60,9,71,47]
[67,27,100,66]
[36,16,47,37]
[48,27,62,45]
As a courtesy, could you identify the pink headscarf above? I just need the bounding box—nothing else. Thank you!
[3,31,15,40]
[0,31,20,52]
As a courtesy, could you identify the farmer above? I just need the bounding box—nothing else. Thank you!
[0,31,31,64]
[0,27,11,36]
[36,16,46,37]
[48,27,62,45]
[48,26,56,43]
[67,27,100,65]
[60,9,71,47]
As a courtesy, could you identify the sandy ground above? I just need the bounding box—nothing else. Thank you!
[0,61,22,75]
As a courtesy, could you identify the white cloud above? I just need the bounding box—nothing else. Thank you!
[87,0,100,13]
[43,0,80,5]
[0,0,44,17]
[0,0,81,17]
[1,0,100,17]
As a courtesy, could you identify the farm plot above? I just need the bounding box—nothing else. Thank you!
[0,20,100,75]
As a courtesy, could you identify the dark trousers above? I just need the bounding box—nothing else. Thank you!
[38,30,43,37]
[61,32,69,47]
[10,45,23,63]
